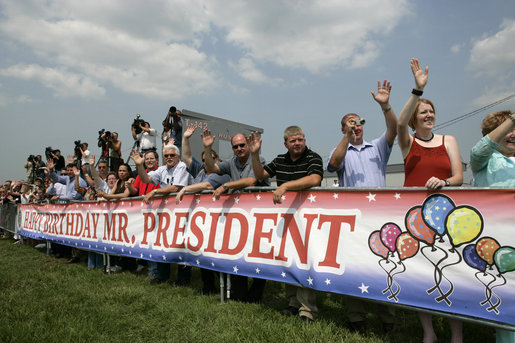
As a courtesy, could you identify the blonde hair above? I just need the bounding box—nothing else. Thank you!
[283,126,305,141]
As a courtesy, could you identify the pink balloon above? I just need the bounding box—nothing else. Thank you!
[380,222,402,252]
[396,232,419,260]
[369,231,389,258]
[405,206,436,245]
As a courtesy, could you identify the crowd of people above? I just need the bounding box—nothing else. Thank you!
[1,59,514,342]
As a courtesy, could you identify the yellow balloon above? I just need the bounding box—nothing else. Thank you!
[445,206,483,247]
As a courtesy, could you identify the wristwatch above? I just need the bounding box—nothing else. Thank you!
[444,179,450,187]
[222,183,228,189]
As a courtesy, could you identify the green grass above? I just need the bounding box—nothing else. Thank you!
[0,239,496,343]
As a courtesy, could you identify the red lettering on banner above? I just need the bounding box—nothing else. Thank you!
[117,212,129,243]
[84,213,92,239]
[52,213,59,235]
[66,213,74,236]
[75,212,84,237]
[187,211,205,252]
[23,212,29,229]
[155,212,171,247]
[248,212,277,260]
[90,213,99,239]
[58,213,66,235]
[141,212,156,246]
[170,212,189,249]
[103,213,117,241]
[276,213,317,265]
[317,214,356,268]
[204,212,222,253]
[42,213,49,233]
[219,212,249,256]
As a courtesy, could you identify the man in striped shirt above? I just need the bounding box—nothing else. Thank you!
[248,125,323,323]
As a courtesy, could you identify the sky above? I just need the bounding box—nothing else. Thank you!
[1,0,514,183]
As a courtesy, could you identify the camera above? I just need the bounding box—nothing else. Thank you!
[169,106,176,114]
[132,114,145,134]
[44,146,54,160]
[98,129,112,140]
[357,118,366,126]
[27,155,35,162]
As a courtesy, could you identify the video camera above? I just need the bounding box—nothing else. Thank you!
[132,114,145,134]
[44,146,54,161]
[27,155,36,162]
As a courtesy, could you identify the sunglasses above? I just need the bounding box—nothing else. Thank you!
[164,153,177,158]
[232,143,246,149]
[98,166,107,169]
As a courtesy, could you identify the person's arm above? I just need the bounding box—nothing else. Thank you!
[273,174,322,204]
[175,181,213,204]
[130,150,153,184]
[172,110,182,132]
[99,187,131,200]
[247,132,270,180]
[443,135,463,187]
[212,177,257,200]
[88,155,102,188]
[489,115,515,144]
[143,185,183,203]
[181,124,197,168]
[132,125,138,140]
[371,80,397,146]
[73,167,81,189]
[328,126,352,170]
[201,129,221,174]
[398,58,428,158]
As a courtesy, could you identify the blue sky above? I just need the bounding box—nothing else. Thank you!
[1,0,514,182]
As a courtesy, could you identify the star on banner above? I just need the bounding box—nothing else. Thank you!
[149,254,152,258]
[161,255,167,261]
[211,262,215,267]
[281,272,286,278]
[255,268,260,274]
[196,260,200,265]
[308,194,316,203]
[212,197,217,202]
[164,199,168,204]
[359,283,369,293]
[366,192,376,202]
[256,195,261,200]
[233,266,239,273]
[121,248,124,253]
[281,195,286,201]
[178,256,183,260]
[195,198,200,204]
[333,193,339,199]
[234,196,239,204]
[307,276,313,286]
[394,193,401,200]
[325,278,331,285]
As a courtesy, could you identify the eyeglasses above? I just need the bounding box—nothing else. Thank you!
[232,143,246,149]
[164,153,177,158]
[98,166,107,169]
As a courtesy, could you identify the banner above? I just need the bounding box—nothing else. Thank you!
[16,188,515,327]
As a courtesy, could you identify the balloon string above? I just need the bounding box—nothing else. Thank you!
[379,259,402,302]
[484,273,506,314]
[422,245,453,306]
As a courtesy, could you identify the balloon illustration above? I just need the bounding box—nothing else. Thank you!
[422,194,455,236]
[380,223,402,253]
[405,206,436,245]
[369,231,389,258]
[463,244,487,272]
[446,205,483,247]
[396,232,419,260]
[476,237,500,265]
[494,246,515,274]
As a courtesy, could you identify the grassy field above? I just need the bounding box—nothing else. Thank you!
[0,238,497,343]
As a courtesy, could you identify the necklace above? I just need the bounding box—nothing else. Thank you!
[414,132,434,142]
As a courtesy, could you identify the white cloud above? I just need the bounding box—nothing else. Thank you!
[229,57,283,85]
[207,0,410,73]
[469,19,515,78]
[0,64,105,98]
[0,0,410,98]
[451,43,464,54]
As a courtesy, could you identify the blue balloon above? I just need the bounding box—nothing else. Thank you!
[463,244,486,272]
[422,194,455,236]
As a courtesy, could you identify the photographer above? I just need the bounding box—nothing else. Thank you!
[132,117,157,154]
[24,155,36,184]
[162,106,182,152]
[98,130,122,172]
[79,143,90,168]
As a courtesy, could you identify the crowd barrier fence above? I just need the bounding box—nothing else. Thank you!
[8,187,515,331]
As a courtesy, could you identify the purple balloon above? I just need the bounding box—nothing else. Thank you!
[380,222,402,252]
[463,244,486,272]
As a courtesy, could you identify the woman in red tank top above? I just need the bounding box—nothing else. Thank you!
[397,58,464,343]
